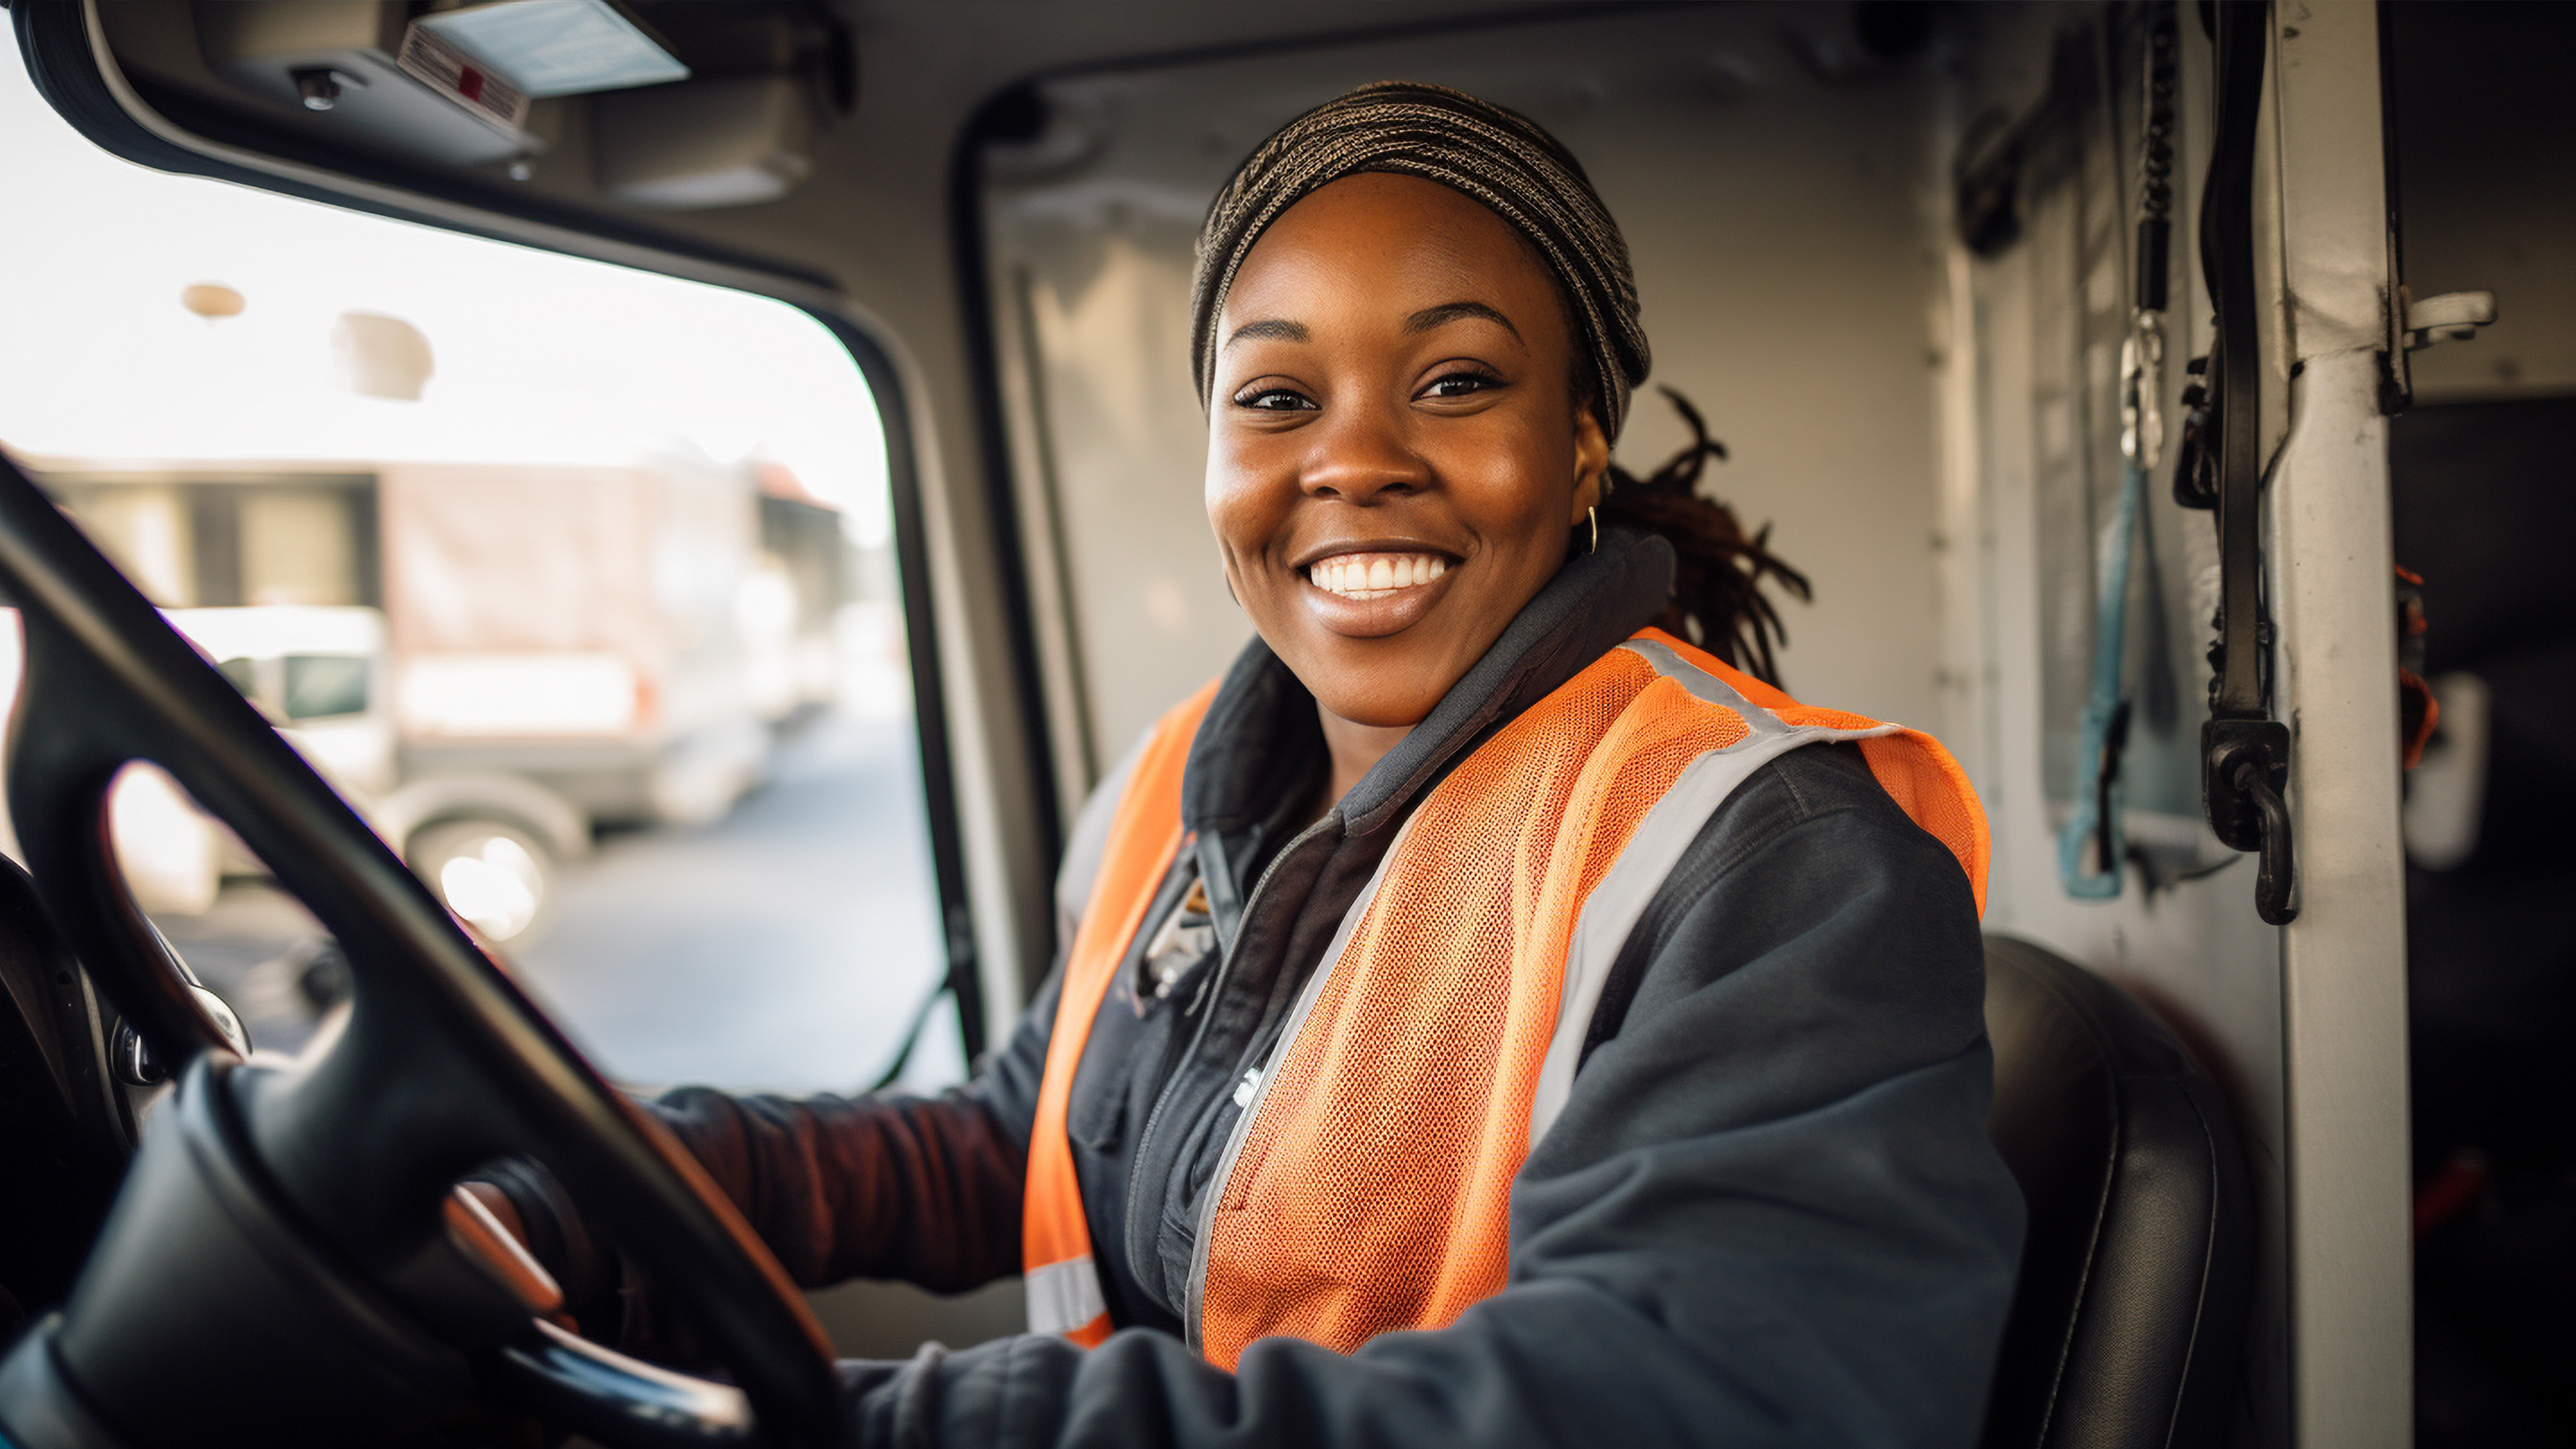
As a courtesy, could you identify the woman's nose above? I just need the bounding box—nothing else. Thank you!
[1298,400,1428,502]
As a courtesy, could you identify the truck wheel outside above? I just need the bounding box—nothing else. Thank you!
[406,818,554,944]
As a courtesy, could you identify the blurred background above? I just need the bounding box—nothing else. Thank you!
[0,36,959,1096]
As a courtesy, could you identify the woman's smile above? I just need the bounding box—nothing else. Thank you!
[1297,546,1459,637]
[1305,550,1450,600]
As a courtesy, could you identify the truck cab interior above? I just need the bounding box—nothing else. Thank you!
[0,2,2567,1446]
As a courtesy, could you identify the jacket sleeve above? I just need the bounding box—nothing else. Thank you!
[483,979,1057,1352]
[645,722,1144,1293]
[831,745,2028,1449]
[640,974,1057,1295]
[486,731,1149,1334]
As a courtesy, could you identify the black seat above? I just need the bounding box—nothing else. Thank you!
[1980,934,2253,1449]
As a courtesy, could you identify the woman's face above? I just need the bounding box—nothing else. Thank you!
[1206,171,1610,730]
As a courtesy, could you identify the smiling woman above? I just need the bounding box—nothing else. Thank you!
[477,79,2022,1448]
[1208,171,1608,792]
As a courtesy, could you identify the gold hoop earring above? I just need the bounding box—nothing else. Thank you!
[1587,505,1599,555]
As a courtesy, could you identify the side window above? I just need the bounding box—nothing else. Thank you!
[0,44,962,1094]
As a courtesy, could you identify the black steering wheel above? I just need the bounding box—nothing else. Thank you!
[0,449,845,1448]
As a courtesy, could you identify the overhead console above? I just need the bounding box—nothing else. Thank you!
[172,0,852,209]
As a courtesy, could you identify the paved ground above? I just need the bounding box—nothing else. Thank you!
[160,709,964,1097]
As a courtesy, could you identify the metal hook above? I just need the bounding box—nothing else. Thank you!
[2232,757,2296,924]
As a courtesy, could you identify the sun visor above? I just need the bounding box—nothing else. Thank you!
[184,1,832,210]
[195,1,551,167]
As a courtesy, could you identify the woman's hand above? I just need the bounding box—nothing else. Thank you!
[460,1180,527,1245]
[450,1181,576,1331]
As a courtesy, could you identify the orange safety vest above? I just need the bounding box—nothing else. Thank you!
[1021,629,1987,1363]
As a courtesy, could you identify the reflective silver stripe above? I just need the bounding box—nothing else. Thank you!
[1026,1254,1109,1336]
[1523,640,1909,1147]
[1183,808,1419,1352]
[1057,728,1152,930]
[1618,637,1907,750]
[1623,637,1790,722]
[1527,737,1815,1146]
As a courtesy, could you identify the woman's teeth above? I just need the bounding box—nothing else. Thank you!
[1307,552,1448,600]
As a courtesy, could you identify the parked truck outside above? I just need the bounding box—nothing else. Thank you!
[5,444,840,942]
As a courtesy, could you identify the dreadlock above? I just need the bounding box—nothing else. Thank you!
[1597,387,1811,688]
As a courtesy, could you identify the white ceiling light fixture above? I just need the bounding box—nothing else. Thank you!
[415,0,688,99]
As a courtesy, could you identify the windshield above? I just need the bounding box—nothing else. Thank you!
[0,41,959,1095]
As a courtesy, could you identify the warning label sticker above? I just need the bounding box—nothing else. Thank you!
[396,23,531,133]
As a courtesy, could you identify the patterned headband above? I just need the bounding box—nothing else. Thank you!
[1189,80,1651,439]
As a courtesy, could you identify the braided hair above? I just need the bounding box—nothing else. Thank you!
[1599,388,1811,688]
[1192,81,1649,439]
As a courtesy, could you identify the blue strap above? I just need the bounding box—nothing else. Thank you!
[2059,457,2143,898]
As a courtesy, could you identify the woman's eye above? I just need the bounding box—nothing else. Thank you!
[1421,370,1499,400]
[1232,384,1314,412]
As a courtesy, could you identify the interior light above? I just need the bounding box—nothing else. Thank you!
[415,0,688,100]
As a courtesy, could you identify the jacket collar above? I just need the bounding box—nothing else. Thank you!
[1182,527,1677,842]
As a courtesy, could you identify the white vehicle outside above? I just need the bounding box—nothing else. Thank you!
[0,600,596,941]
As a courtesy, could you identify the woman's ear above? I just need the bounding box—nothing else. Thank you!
[1570,404,1611,521]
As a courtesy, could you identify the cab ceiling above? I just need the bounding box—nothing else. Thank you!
[85,1,1884,301]
[831,0,1613,93]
